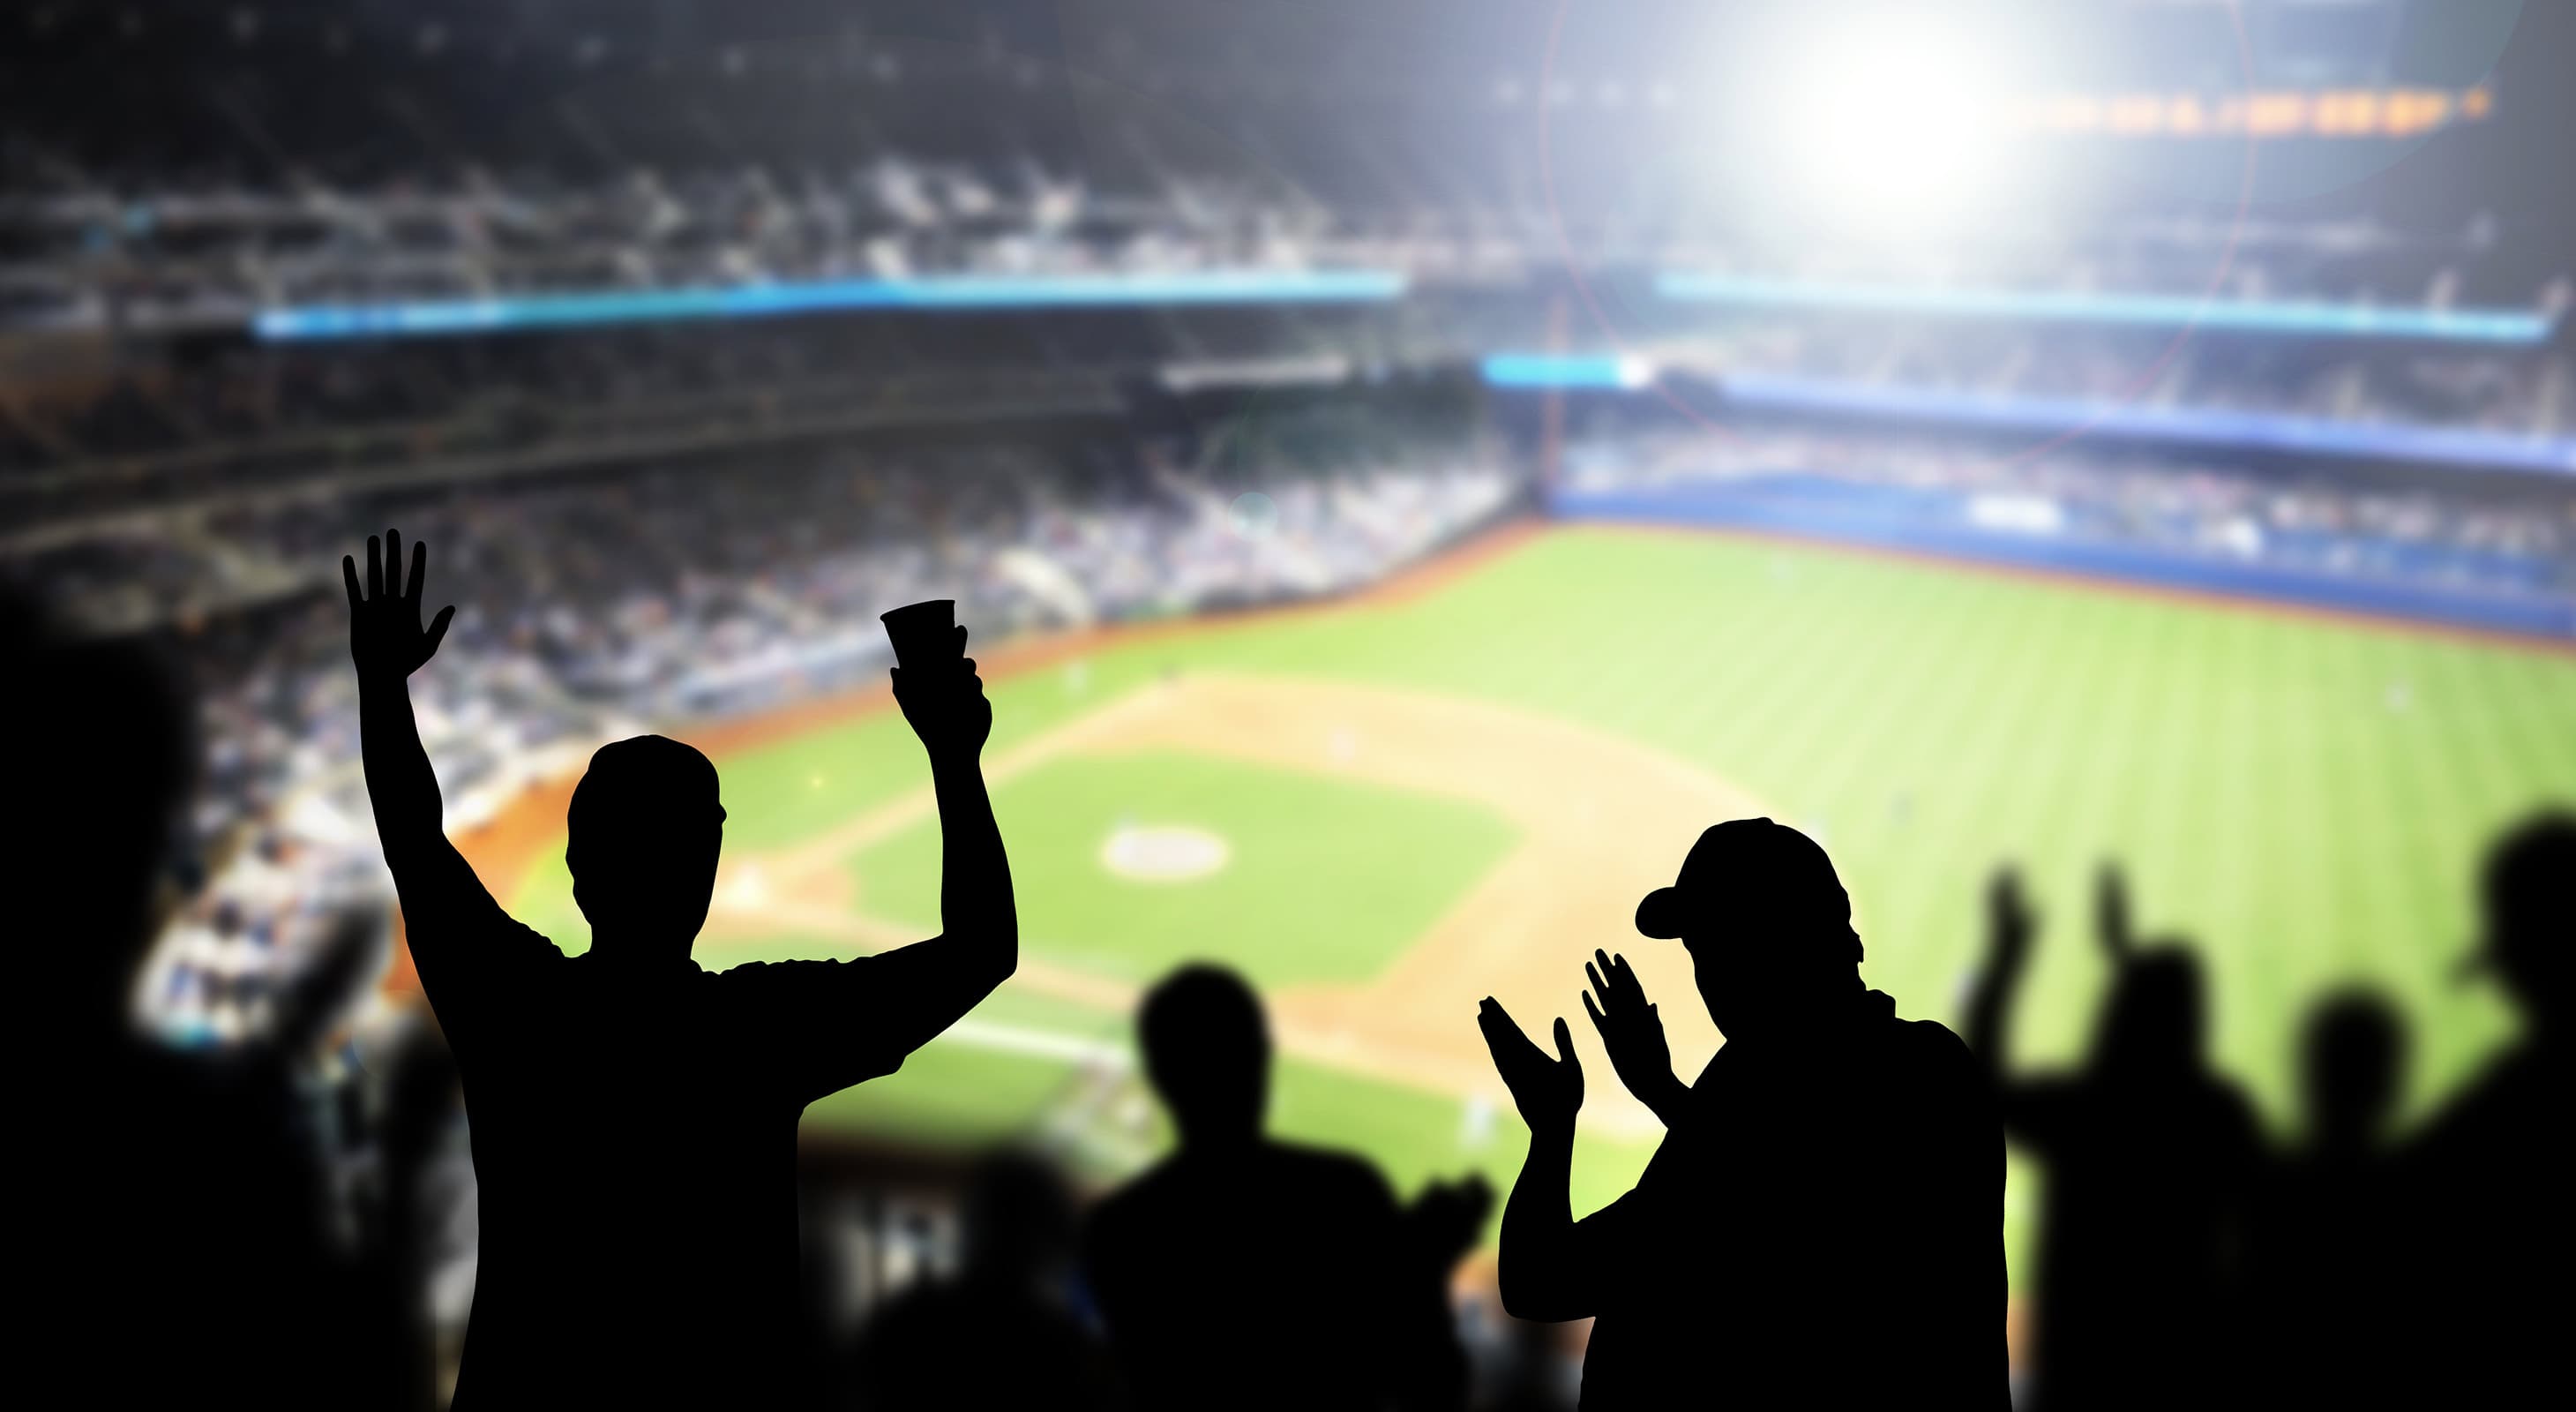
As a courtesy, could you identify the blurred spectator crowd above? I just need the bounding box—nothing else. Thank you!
[41,437,1514,1050]
[1563,424,2574,600]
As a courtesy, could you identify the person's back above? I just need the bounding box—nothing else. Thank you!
[14,590,362,1408]
[1082,965,1466,1411]
[343,533,1018,1406]
[439,942,895,1403]
[1575,997,1995,1406]
[2398,812,2573,1406]
[1087,1139,1408,1408]
[2244,991,2407,1406]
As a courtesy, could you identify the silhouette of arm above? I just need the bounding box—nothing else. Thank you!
[862,638,1015,1052]
[757,635,1016,1096]
[1479,1000,1599,1320]
[1966,867,2083,1144]
[1963,867,2033,1075]
[345,532,522,981]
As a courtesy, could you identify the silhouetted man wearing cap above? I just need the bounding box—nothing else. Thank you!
[346,531,1015,1408]
[1479,818,2001,1408]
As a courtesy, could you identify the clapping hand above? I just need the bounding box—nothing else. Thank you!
[343,530,454,683]
[1582,949,1686,1124]
[1478,997,1583,1136]
[890,625,993,762]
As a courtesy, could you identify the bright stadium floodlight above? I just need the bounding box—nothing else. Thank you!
[1778,15,2021,231]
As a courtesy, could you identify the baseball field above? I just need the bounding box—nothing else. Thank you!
[480,522,2576,1283]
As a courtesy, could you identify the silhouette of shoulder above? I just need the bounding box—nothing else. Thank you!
[1096,1139,1394,1226]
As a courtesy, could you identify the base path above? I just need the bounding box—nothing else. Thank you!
[715,671,1775,1138]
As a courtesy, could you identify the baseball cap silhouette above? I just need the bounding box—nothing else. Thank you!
[1635,818,1854,950]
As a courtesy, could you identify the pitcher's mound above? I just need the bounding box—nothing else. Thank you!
[1101,823,1231,883]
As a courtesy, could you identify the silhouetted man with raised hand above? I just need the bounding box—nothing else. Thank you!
[1965,866,2257,1411]
[1478,818,2000,1408]
[1082,964,1485,1411]
[344,530,1015,1408]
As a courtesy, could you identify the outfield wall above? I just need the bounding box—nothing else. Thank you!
[1553,477,2576,642]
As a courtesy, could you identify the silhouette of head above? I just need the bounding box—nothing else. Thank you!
[2474,809,2575,1036]
[1634,819,1862,1037]
[4,590,197,1014]
[1138,964,1269,1148]
[960,1153,1078,1286]
[2091,944,2206,1078]
[565,735,725,959]
[2299,989,2404,1153]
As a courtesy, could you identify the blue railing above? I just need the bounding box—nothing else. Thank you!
[1653,273,2556,343]
[1474,357,2576,476]
[1717,374,2576,476]
[252,269,1412,341]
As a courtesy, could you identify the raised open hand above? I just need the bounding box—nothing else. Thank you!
[1478,996,1583,1135]
[2094,860,2133,961]
[890,625,993,762]
[1987,866,2037,970]
[1582,949,1684,1122]
[343,529,454,683]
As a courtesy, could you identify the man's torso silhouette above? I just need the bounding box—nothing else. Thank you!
[1574,991,1999,1408]
[423,913,904,1407]
[2009,1070,2256,1409]
[1082,1139,1412,1410]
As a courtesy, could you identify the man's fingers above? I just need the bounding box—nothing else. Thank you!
[1582,988,1606,1033]
[425,605,455,657]
[1552,1016,1578,1065]
[342,555,363,609]
[367,535,384,598]
[386,530,402,597]
[407,537,428,605]
[1584,960,1607,1003]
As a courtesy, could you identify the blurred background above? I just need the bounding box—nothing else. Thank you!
[5,1,2570,1406]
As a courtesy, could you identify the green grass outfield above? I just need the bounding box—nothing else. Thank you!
[506,525,2576,1279]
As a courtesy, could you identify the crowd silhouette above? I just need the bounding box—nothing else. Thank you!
[12,530,2570,1409]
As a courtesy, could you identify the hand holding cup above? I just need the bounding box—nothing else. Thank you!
[882,600,990,761]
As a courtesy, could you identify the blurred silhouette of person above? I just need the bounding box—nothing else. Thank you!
[851,1153,1113,1409]
[13,589,375,1407]
[1965,865,2258,1411]
[2398,810,2572,1405]
[1479,819,2000,1408]
[2243,988,2406,1405]
[343,530,1015,1408]
[1082,964,1487,1411]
